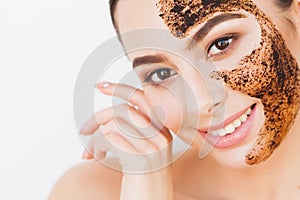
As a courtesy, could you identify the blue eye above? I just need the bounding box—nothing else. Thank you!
[145,68,177,83]
[208,36,233,57]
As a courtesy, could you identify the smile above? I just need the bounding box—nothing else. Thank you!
[198,104,257,148]
[207,108,252,137]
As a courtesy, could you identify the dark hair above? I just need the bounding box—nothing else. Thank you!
[109,0,119,30]
[275,0,294,9]
[109,0,294,30]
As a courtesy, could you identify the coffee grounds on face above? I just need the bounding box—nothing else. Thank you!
[158,0,300,165]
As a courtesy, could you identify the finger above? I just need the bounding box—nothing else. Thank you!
[86,130,108,160]
[98,132,152,173]
[97,82,150,115]
[87,127,138,161]
[97,111,172,151]
[93,132,140,165]
[81,103,172,147]
[98,82,166,131]
[80,103,151,135]
[100,119,158,153]
[87,120,173,173]
[82,149,94,160]
[95,121,172,172]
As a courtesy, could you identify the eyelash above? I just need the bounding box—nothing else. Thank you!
[207,34,237,60]
[143,68,177,87]
[140,35,238,88]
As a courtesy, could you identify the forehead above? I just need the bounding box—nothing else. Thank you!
[114,0,264,61]
[115,0,263,34]
[116,0,167,33]
[115,0,184,61]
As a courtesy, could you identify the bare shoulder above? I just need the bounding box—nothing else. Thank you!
[49,160,122,200]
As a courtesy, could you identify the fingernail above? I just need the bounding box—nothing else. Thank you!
[79,123,88,134]
[82,150,93,160]
[97,82,111,89]
[82,151,88,159]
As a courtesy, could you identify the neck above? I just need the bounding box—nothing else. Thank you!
[180,112,300,199]
[255,111,300,175]
[230,112,300,198]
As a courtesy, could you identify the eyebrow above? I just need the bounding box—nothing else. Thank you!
[132,13,246,68]
[187,13,246,50]
[132,54,168,68]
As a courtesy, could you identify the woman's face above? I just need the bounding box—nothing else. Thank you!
[115,0,300,167]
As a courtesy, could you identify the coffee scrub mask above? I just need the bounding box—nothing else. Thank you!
[158,0,300,165]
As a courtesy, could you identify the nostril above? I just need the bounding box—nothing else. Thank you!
[208,90,227,113]
[208,102,223,113]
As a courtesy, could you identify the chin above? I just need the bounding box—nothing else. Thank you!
[209,142,263,169]
[207,103,266,169]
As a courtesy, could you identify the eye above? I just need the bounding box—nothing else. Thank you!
[208,36,233,58]
[145,68,177,83]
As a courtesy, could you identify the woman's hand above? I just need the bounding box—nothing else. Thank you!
[80,82,174,200]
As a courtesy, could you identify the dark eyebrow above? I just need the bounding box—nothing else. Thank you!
[132,54,168,68]
[187,13,246,50]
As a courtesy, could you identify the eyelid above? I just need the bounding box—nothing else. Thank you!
[206,33,237,51]
[144,67,178,82]
[198,18,248,49]
[134,61,177,75]
[207,33,242,61]
[200,17,248,43]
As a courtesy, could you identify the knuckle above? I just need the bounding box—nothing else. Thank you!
[139,140,156,153]
[101,127,116,138]
[157,132,172,147]
[162,128,173,142]
[112,118,126,131]
[95,107,109,118]
[112,104,131,117]
[118,103,130,112]
[129,89,140,102]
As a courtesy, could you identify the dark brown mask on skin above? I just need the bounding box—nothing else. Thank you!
[158,0,300,165]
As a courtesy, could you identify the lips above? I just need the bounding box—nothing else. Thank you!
[198,104,257,148]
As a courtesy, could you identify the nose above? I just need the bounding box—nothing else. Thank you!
[208,100,226,113]
[194,76,226,112]
[184,62,227,127]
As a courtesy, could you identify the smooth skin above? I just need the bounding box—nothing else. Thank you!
[49,0,300,199]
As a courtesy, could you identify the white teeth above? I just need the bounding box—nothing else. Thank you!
[207,107,253,137]
[239,114,247,123]
[246,108,251,115]
[233,119,242,128]
[224,124,235,134]
[209,130,219,136]
[218,129,227,137]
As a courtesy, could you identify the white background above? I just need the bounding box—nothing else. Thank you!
[0,1,130,199]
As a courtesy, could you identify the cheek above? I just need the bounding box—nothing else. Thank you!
[215,32,261,71]
[214,18,300,165]
[144,89,183,132]
[271,16,300,61]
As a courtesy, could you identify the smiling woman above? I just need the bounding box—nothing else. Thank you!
[49,0,300,199]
